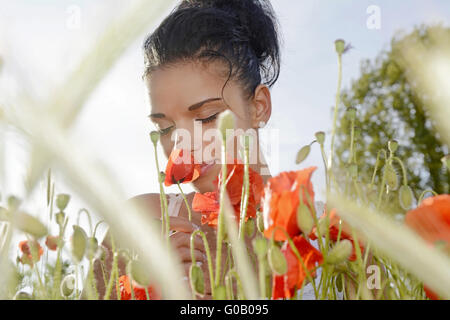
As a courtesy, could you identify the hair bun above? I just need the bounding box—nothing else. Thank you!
[180,0,280,62]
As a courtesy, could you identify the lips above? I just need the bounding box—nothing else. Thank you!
[200,162,216,175]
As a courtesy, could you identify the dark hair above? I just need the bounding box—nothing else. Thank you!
[143,0,282,100]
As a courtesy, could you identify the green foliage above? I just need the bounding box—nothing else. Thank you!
[335,24,450,213]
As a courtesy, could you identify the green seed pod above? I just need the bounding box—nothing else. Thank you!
[55,211,65,226]
[214,285,227,300]
[13,291,33,300]
[384,164,398,190]
[150,131,160,145]
[317,217,329,238]
[296,145,311,164]
[87,237,99,258]
[244,218,255,238]
[268,245,287,276]
[297,203,313,236]
[56,194,70,212]
[189,264,205,296]
[335,39,346,54]
[16,211,48,239]
[388,140,399,154]
[346,107,357,122]
[218,110,235,139]
[60,274,76,297]
[7,195,21,211]
[315,131,325,145]
[399,185,414,210]
[326,240,352,265]
[256,211,265,234]
[71,225,87,262]
[252,237,268,259]
[130,259,151,287]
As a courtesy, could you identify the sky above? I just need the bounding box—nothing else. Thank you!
[0,0,449,242]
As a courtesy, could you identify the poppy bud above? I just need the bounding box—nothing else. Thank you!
[326,240,352,264]
[189,264,205,296]
[268,244,287,276]
[16,211,48,239]
[159,171,166,184]
[60,274,76,297]
[56,194,70,212]
[244,218,255,238]
[334,39,346,54]
[129,259,151,287]
[150,131,160,145]
[399,185,414,210]
[214,285,227,300]
[315,132,325,145]
[45,235,59,251]
[218,110,235,140]
[297,203,314,236]
[384,164,398,191]
[87,237,98,258]
[71,225,87,262]
[7,195,21,211]
[388,140,399,154]
[252,237,268,259]
[296,145,311,164]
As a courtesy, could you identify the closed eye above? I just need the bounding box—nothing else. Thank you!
[158,126,174,136]
[196,112,220,124]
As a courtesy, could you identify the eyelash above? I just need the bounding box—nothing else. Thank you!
[157,113,219,135]
[196,112,219,124]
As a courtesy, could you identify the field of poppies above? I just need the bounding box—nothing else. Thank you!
[1,1,450,301]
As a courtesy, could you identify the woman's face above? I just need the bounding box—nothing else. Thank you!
[146,60,270,192]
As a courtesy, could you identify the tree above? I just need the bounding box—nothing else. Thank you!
[335,24,449,211]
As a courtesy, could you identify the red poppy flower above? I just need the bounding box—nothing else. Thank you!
[261,167,317,241]
[164,149,201,187]
[192,162,264,228]
[310,208,365,262]
[19,240,43,266]
[117,275,161,300]
[404,194,450,300]
[272,235,323,299]
[45,235,59,251]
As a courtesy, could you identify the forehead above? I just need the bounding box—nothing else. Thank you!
[146,61,238,112]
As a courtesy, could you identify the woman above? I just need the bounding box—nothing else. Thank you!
[93,0,280,300]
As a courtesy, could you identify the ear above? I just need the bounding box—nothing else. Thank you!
[250,84,272,129]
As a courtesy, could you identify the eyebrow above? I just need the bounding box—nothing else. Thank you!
[148,97,222,119]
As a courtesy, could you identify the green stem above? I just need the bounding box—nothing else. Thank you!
[153,143,169,242]
[418,189,438,203]
[214,143,228,290]
[177,183,192,222]
[77,208,93,236]
[191,230,215,298]
[104,234,118,300]
[239,142,250,240]
[328,52,343,191]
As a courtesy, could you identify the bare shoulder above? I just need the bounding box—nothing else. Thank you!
[126,193,164,219]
